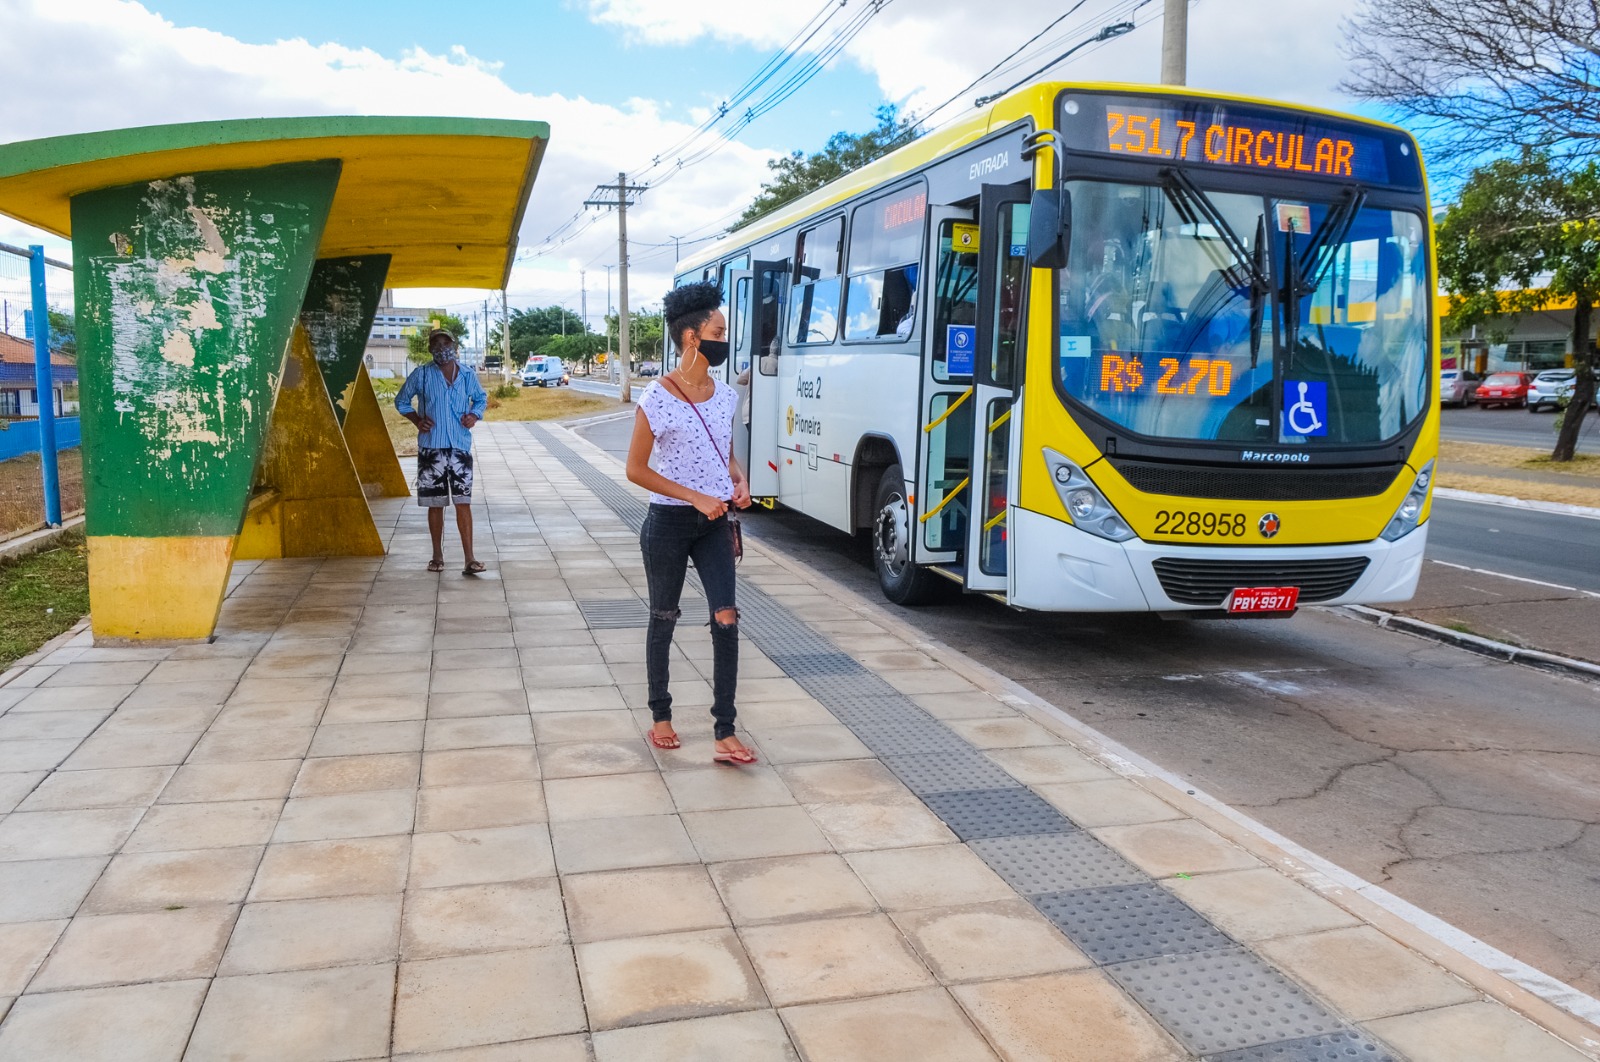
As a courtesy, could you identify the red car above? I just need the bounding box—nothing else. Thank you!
[1475,371,1532,408]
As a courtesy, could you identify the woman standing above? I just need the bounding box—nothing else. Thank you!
[626,281,757,765]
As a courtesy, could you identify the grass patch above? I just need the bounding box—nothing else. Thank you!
[1435,471,1600,508]
[0,534,88,670]
[0,448,85,541]
[1440,440,1600,479]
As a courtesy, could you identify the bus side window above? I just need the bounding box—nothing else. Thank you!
[757,266,785,376]
[932,218,980,382]
[787,217,843,346]
[843,186,927,342]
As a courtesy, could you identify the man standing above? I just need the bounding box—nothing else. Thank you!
[396,328,489,574]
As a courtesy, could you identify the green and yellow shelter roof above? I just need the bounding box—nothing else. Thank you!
[0,115,549,288]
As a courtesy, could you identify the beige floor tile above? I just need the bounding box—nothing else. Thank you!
[188,726,314,763]
[431,667,524,695]
[422,745,540,787]
[16,765,174,811]
[186,964,395,1062]
[124,799,281,853]
[527,684,628,712]
[531,710,640,744]
[734,677,810,702]
[61,730,200,770]
[43,661,157,686]
[710,853,876,926]
[341,650,433,676]
[84,846,262,913]
[775,761,915,805]
[1368,1001,1593,1061]
[118,681,232,712]
[274,788,415,842]
[780,987,997,1061]
[31,905,236,990]
[732,698,837,728]
[409,824,556,888]
[952,970,1186,1062]
[394,1033,591,1062]
[249,835,411,900]
[592,1009,798,1062]
[578,927,767,1030]
[0,772,43,815]
[309,720,426,757]
[985,744,1115,785]
[144,657,250,684]
[845,844,1016,911]
[159,759,300,803]
[544,771,673,822]
[98,704,223,735]
[893,899,1091,983]
[0,979,207,1061]
[13,684,136,712]
[403,879,568,958]
[538,738,656,779]
[804,799,957,852]
[1168,867,1361,942]
[220,894,402,974]
[416,781,546,832]
[293,752,421,796]
[210,700,323,731]
[332,669,433,700]
[944,717,1063,750]
[1036,778,1186,828]
[910,691,1014,719]
[563,865,728,943]
[425,715,534,752]
[428,689,529,718]
[1092,819,1264,879]
[550,814,699,874]
[0,919,66,994]
[227,675,334,705]
[0,856,108,922]
[877,670,976,696]
[1256,926,1479,1022]
[0,708,109,742]
[682,806,831,863]
[0,807,143,861]
[665,766,796,813]
[741,914,933,1006]
[394,946,586,1054]
[750,724,872,764]
[321,692,430,723]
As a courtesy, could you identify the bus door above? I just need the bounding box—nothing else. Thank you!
[917,203,981,571]
[740,261,787,499]
[965,181,1030,593]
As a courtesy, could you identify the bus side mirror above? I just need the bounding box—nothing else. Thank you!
[1028,188,1069,270]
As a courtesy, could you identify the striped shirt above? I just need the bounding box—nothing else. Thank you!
[395,362,488,452]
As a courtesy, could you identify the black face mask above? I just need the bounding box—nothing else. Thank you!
[697,339,730,367]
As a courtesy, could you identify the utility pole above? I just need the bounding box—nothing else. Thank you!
[501,290,511,381]
[586,172,646,402]
[580,270,588,331]
[1160,0,1187,85]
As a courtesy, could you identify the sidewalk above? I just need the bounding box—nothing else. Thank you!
[0,420,1592,1061]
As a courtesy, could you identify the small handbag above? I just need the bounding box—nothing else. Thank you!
[659,377,743,563]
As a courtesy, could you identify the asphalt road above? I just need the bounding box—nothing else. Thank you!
[1441,403,1599,451]
[575,413,1600,1001]
[1428,496,1600,592]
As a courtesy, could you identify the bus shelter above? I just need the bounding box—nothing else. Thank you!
[0,116,549,640]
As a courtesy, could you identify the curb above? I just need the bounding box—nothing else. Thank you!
[1342,604,1600,682]
[0,515,84,563]
[1435,486,1600,520]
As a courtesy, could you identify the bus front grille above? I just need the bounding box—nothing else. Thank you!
[1151,557,1371,606]
[1110,461,1400,501]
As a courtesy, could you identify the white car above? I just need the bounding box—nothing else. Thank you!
[1527,369,1575,412]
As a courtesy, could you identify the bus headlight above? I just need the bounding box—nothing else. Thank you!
[1380,461,1433,542]
[1043,449,1137,542]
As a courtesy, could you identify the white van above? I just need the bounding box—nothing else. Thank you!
[520,355,568,387]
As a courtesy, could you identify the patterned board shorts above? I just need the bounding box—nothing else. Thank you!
[417,448,473,507]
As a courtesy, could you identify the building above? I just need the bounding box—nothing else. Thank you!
[0,331,76,417]
[363,290,441,378]
[1440,290,1577,374]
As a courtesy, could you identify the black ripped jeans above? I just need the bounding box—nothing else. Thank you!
[639,503,739,740]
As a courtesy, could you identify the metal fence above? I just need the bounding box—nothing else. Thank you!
[0,241,73,529]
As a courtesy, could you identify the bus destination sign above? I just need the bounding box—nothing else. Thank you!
[1062,93,1416,187]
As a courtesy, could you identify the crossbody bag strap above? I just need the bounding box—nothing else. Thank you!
[660,377,727,466]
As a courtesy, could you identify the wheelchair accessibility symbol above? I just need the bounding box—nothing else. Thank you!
[1283,380,1328,437]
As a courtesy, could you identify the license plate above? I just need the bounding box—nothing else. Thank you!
[1488,390,1503,396]
[1227,586,1300,613]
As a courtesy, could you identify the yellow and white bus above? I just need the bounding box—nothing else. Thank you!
[675,81,1437,614]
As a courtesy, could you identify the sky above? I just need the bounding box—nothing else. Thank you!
[0,0,1388,345]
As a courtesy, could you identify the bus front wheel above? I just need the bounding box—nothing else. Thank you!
[874,465,942,606]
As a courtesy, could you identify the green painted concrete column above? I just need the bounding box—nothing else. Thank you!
[71,159,341,639]
[301,254,390,422]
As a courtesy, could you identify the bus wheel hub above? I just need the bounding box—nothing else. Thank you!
[876,498,909,577]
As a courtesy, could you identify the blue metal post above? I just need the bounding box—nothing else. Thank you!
[29,245,61,527]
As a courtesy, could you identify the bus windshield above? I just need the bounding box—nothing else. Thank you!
[1056,180,1430,446]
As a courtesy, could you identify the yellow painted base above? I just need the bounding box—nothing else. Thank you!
[238,326,386,559]
[341,364,410,497]
[88,535,235,640]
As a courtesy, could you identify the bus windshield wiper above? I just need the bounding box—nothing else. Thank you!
[1163,169,1272,364]
[1281,186,1367,355]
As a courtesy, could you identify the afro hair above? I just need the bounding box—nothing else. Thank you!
[663,280,723,352]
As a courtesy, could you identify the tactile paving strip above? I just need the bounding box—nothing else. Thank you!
[884,750,1018,794]
[969,832,1147,894]
[1032,883,1233,964]
[576,598,651,629]
[1108,947,1347,1056]
[767,651,863,678]
[1207,1030,1398,1062]
[921,787,1076,840]
[848,717,977,758]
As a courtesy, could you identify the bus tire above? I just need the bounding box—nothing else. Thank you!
[874,465,942,606]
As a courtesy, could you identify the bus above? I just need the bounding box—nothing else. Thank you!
[674,81,1436,615]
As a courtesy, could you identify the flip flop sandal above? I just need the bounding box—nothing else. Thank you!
[427,559,445,573]
[648,730,681,750]
[713,746,758,766]
[462,561,487,576]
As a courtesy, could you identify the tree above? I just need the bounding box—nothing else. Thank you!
[607,309,664,363]
[1437,149,1600,460]
[737,105,919,226]
[542,331,606,373]
[405,311,468,365]
[46,310,75,360]
[490,305,585,363]
[1341,0,1600,170]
